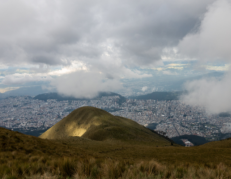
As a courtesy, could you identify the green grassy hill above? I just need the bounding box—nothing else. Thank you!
[0,127,88,158]
[40,106,171,145]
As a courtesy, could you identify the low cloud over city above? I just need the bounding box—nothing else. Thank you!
[179,0,231,114]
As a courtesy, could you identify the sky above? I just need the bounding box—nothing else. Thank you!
[0,0,231,113]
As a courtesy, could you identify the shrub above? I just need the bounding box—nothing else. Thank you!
[176,167,186,178]
[61,158,76,177]
[90,165,99,179]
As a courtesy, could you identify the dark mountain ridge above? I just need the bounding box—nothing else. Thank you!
[34,92,126,104]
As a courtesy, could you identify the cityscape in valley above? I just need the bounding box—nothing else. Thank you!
[1,93,231,144]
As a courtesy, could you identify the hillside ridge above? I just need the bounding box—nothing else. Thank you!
[39,106,171,145]
[34,92,126,104]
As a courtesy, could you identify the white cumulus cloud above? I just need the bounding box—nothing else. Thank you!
[142,86,148,92]
[179,0,231,113]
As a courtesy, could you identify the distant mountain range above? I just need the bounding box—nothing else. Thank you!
[34,91,185,103]
[0,86,51,99]
[34,92,126,104]
[1,87,186,102]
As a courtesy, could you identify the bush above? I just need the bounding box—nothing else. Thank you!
[61,158,76,177]
[91,165,99,179]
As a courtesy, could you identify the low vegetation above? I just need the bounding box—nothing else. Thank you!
[1,155,231,179]
[2,126,231,178]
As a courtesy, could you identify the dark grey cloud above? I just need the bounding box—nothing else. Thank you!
[1,0,221,98]
[31,55,64,66]
[0,0,215,68]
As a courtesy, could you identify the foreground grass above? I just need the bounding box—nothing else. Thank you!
[1,155,231,179]
[2,127,231,178]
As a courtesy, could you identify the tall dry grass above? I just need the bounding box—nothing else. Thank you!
[1,154,231,179]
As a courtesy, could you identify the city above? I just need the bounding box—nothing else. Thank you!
[0,95,231,141]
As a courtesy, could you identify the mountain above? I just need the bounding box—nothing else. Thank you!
[130,91,183,100]
[0,86,51,99]
[40,106,171,144]
[34,92,126,104]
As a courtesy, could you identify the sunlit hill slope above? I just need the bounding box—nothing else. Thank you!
[40,106,171,144]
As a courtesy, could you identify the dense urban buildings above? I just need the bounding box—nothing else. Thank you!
[0,95,231,141]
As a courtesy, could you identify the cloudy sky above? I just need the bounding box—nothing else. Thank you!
[0,0,231,113]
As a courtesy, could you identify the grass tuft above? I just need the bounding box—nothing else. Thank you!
[61,158,76,177]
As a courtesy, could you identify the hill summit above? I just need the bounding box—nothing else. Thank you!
[40,106,170,144]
